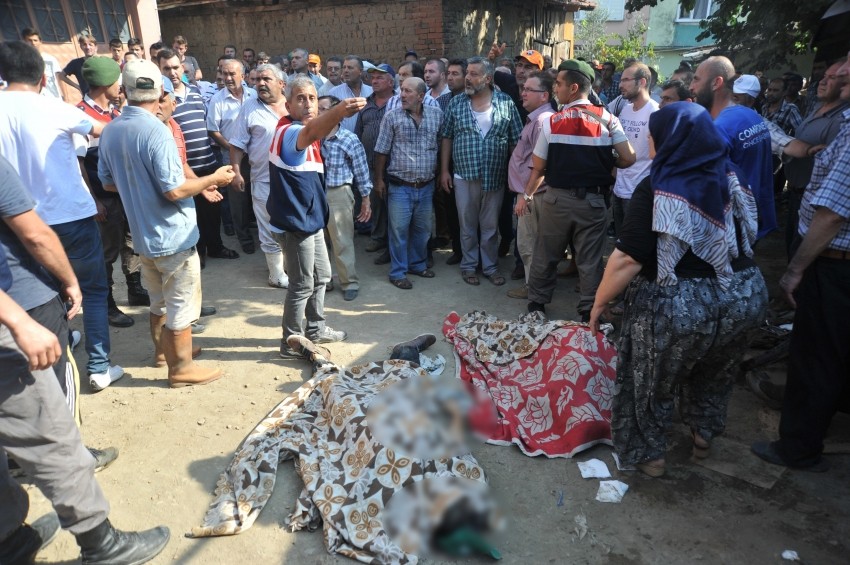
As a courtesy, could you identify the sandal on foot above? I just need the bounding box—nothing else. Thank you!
[692,432,711,459]
[461,271,480,286]
[390,278,413,289]
[636,458,666,478]
[486,272,506,286]
[408,268,435,278]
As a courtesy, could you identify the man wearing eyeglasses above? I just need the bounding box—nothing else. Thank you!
[612,62,658,236]
[506,71,555,300]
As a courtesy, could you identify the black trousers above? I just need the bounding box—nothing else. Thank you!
[778,257,850,463]
[193,165,224,255]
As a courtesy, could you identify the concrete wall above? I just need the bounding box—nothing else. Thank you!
[158,0,577,77]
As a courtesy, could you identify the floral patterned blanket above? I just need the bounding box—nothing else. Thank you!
[443,311,617,458]
[189,360,488,564]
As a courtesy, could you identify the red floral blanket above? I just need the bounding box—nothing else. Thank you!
[443,311,616,458]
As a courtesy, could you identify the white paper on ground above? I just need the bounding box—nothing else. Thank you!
[595,480,629,503]
[578,458,612,479]
[781,550,800,561]
[419,353,446,376]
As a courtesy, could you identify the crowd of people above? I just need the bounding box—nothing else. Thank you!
[0,24,849,564]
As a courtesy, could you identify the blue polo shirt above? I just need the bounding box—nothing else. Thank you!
[98,106,197,258]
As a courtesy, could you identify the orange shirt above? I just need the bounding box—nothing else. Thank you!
[166,117,188,164]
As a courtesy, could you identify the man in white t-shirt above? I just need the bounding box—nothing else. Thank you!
[21,28,63,100]
[612,62,658,235]
[0,41,124,389]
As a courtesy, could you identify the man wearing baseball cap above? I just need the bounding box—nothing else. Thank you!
[522,59,636,320]
[732,74,762,108]
[98,60,235,388]
[308,53,328,85]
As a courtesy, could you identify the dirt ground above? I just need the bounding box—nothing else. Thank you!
[25,220,850,565]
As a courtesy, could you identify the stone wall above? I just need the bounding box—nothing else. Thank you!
[158,0,575,77]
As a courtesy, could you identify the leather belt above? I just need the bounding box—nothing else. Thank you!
[387,175,434,188]
[553,185,608,199]
[820,248,850,260]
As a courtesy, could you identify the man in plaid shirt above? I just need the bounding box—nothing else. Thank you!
[753,52,850,472]
[762,78,803,135]
[375,78,443,290]
[439,57,522,287]
[317,96,373,302]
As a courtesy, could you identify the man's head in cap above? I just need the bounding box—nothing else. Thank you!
[515,49,544,87]
[156,74,177,123]
[83,56,122,106]
[555,59,596,104]
[122,59,163,103]
[308,53,322,76]
[404,50,418,62]
[367,62,396,97]
[731,74,761,108]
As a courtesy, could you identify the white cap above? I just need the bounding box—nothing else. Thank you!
[362,61,376,71]
[733,74,761,99]
[122,60,163,95]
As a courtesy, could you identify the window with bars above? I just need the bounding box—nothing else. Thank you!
[0,0,131,43]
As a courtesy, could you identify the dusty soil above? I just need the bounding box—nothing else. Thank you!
[26,222,850,565]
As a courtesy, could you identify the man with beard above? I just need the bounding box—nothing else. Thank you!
[207,59,258,255]
[751,52,850,472]
[612,62,658,235]
[229,64,290,288]
[691,56,774,238]
[762,77,802,136]
[439,57,522,287]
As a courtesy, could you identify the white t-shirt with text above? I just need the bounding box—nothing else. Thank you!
[613,98,659,199]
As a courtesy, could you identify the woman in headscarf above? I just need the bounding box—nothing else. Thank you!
[588,102,768,477]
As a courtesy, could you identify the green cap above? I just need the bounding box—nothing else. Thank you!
[557,59,596,83]
[82,56,121,87]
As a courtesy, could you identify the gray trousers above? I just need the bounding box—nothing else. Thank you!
[0,323,109,540]
[273,230,331,339]
[528,189,607,316]
[454,178,502,276]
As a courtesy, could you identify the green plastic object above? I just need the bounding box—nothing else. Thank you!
[436,527,502,560]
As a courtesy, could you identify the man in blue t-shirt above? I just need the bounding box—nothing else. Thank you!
[268,76,365,358]
[692,56,775,238]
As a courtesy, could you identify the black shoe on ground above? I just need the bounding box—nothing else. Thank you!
[528,301,546,314]
[200,306,217,317]
[107,292,134,328]
[75,519,170,565]
[510,264,524,280]
[88,446,119,473]
[0,511,60,565]
[498,239,511,257]
[750,440,830,472]
[241,242,256,254]
[374,250,391,265]
[446,252,462,265]
[207,247,239,259]
[390,333,437,362]
[126,273,150,307]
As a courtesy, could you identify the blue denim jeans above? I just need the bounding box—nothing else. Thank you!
[387,181,434,281]
[51,217,111,375]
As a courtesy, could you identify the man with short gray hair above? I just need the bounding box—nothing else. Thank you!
[229,64,291,288]
[439,56,522,287]
[374,77,442,290]
[288,47,323,90]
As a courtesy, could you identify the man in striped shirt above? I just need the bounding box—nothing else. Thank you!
[159,48,239,265]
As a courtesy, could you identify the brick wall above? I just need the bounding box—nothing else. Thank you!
[159,0,573,77]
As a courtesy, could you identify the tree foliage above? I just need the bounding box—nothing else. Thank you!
[575,9,657,71]
[624,0,834,71]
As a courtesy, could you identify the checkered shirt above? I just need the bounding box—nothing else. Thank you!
[439,90,522,192]
[374,106,443,184]
[320,127,373,196]
[762,100,802,136]
[798,107,850,250]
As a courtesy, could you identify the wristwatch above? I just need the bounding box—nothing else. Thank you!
[523,193,533,202]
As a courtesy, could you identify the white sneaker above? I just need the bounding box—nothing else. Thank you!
[89,365,125,392]
[268,274,289,289]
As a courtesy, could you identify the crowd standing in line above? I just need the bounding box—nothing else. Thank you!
[0,25,849,563]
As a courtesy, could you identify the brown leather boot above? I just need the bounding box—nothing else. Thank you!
[161,327,222,388]
[150,314,200,368]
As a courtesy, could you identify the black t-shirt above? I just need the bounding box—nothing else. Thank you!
[63,57,89,94]
[615,176,756,280]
